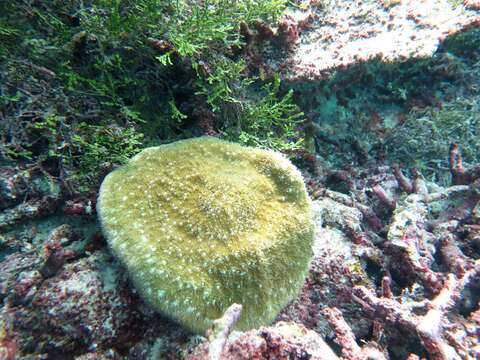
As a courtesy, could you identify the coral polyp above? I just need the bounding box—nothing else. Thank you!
[97,137,314,334]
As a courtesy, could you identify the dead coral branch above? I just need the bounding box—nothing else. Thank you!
[352,260,480,360]
[449,143,480,185]
[323,307,388,360]
[207,303,242,360]
[393,164,413,194]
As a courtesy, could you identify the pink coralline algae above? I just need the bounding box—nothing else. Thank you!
[0,225,146,357]
[187,321,338,360]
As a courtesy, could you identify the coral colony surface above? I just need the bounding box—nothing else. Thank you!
[0,1,480,359]
[97,137,314,334]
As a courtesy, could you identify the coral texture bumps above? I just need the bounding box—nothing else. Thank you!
[97,137,314,334]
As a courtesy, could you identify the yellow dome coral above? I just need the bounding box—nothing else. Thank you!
[97,137,314,334]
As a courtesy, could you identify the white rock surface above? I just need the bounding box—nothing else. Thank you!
[276,0,480,80]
